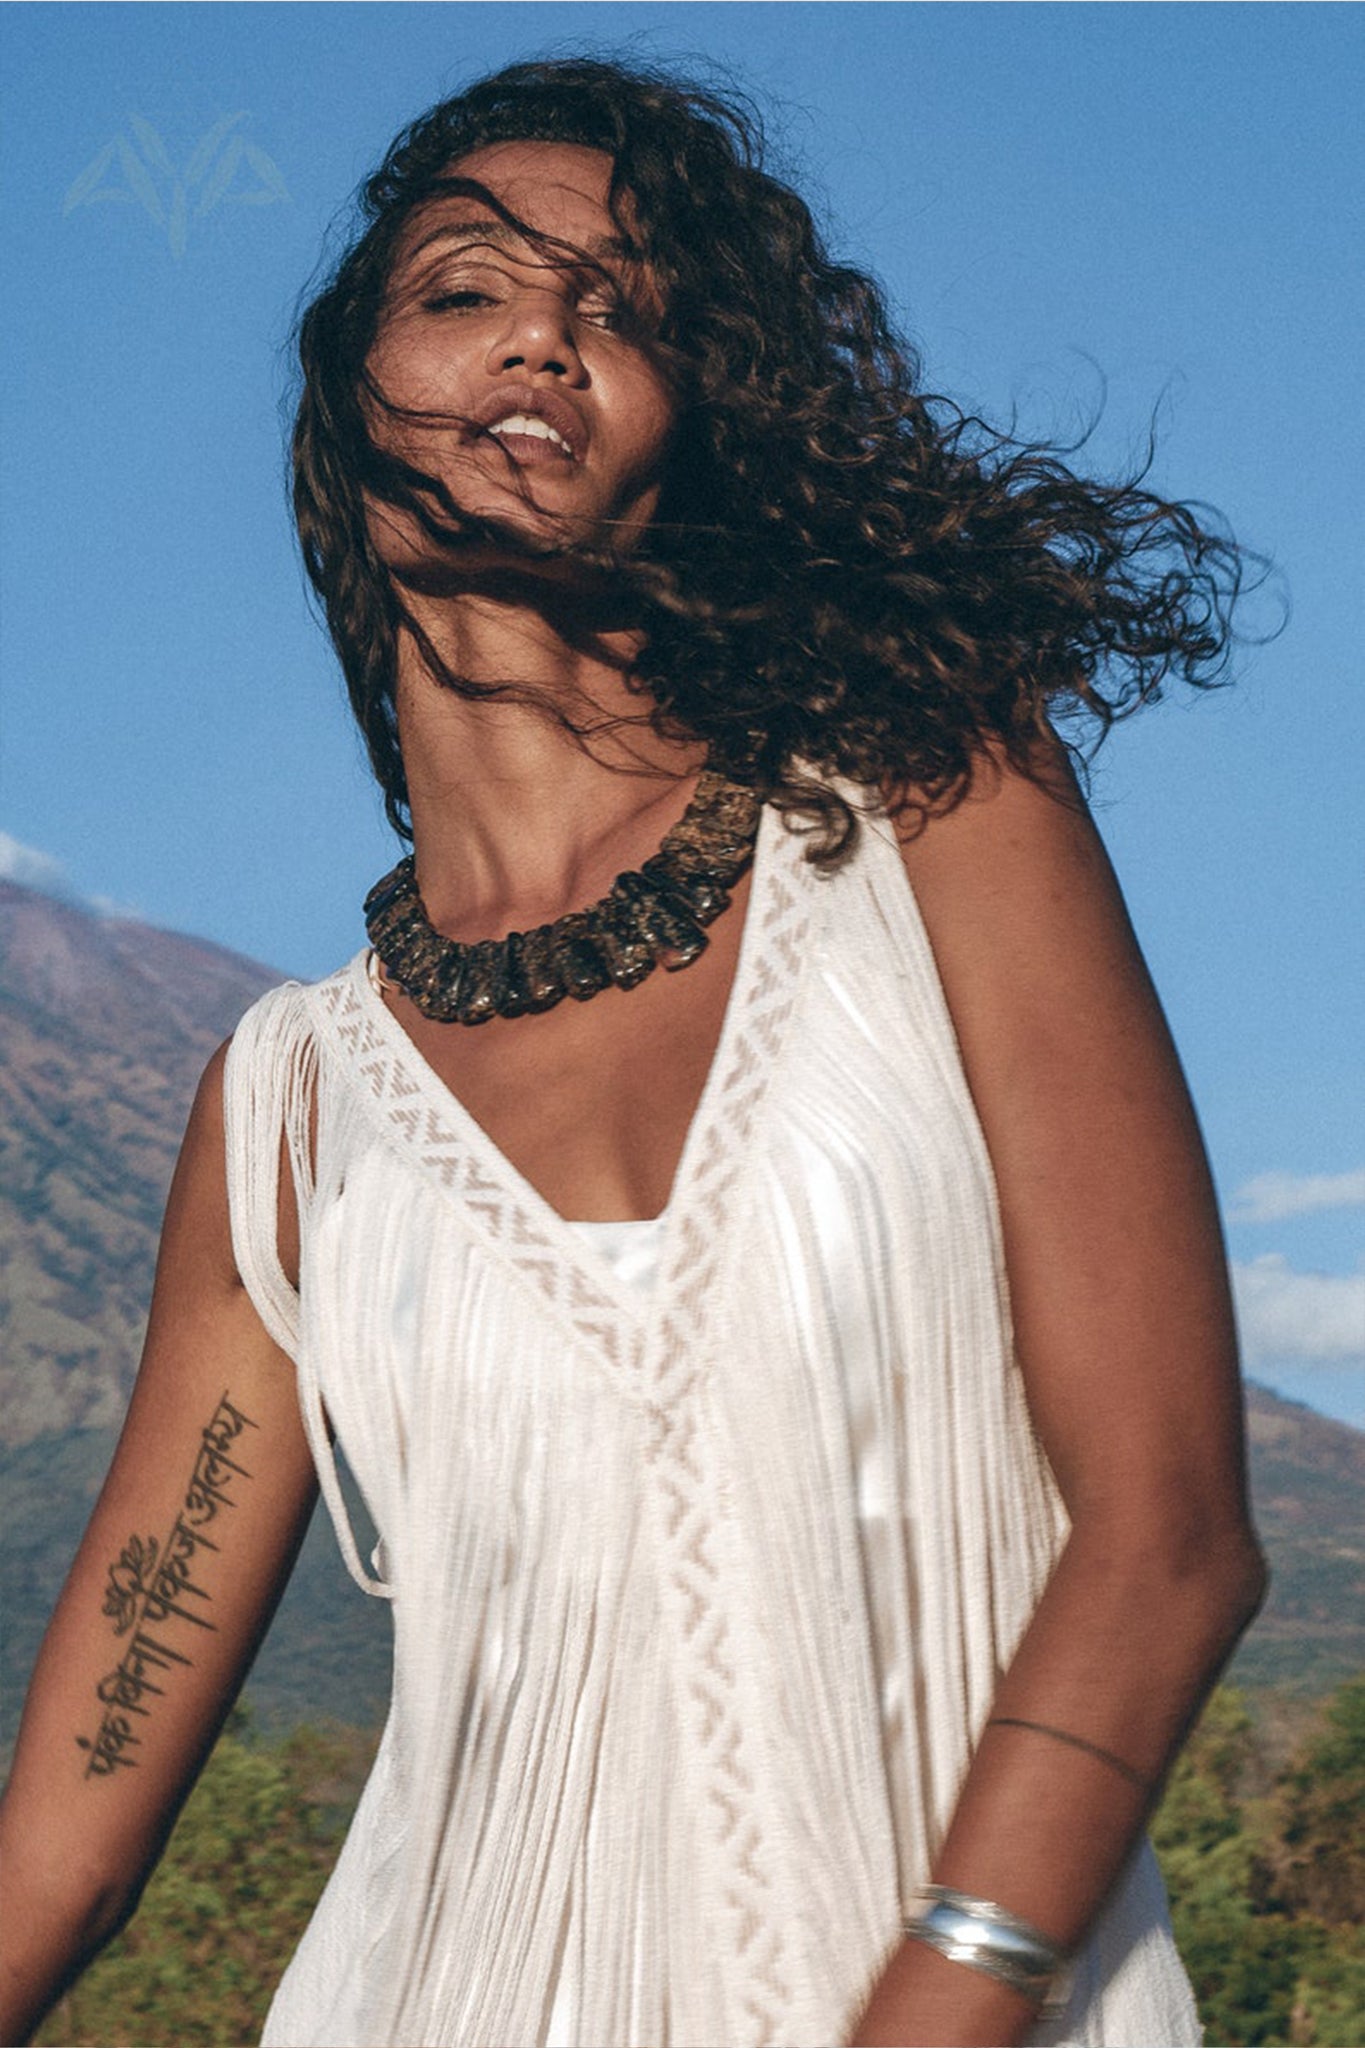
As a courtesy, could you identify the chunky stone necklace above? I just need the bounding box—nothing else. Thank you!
[364,770,762,1025]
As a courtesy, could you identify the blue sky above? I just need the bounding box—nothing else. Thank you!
[2,3,1361,1424]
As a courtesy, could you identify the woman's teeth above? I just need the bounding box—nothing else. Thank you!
[490,414,571,452]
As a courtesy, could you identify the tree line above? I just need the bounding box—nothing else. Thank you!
[33,1678,1365,2047]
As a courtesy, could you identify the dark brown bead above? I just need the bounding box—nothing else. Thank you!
[488,933,534,1019]
[432,951,466,1022]
[593,904,659,989]
[406,918,454,986]
[612,878,708,965]
[453,942,500,1026]
[640,854,731,923]
[518,925,569,1011]
[555,919,613,1000]
[363,859,415,921]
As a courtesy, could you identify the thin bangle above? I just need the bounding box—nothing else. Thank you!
[987,1716,1154,1793]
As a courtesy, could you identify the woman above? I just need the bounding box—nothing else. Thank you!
[0,57,1266,2048]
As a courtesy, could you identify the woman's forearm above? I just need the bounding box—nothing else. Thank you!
[0,1826,139,2047]
[850,1518,1266,2046]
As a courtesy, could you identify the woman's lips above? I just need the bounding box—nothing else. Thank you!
[468,385,587,460]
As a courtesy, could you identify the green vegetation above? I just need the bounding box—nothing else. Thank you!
[30,1681,1365,2047]
[34,1714,372,2048]
[1153,1679,1365,2046]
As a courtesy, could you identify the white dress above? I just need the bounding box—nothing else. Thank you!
[224,797,1201,2048]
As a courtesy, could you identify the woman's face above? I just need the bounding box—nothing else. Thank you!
[365,141,675,572]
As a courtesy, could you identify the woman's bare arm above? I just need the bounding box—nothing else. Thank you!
[0,1046,319,2047]
[852,745,1266,2047]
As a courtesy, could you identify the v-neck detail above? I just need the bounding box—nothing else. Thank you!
[310,798,818,1383]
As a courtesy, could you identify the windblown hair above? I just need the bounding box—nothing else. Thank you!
[293,54,1253,852]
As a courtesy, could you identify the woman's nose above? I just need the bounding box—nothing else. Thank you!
[486,292,587,382]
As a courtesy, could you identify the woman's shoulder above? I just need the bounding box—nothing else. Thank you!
[881,738,1141,1016]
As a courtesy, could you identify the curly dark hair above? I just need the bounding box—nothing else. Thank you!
[292,53,1254,854]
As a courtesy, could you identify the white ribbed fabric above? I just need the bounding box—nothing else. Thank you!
[224,799,1200,2048]
[569,1215,667,1294]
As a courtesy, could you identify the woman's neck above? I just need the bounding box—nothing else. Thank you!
[393,581,705,939]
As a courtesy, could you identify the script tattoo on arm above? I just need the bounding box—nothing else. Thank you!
[75,1393,258,1779]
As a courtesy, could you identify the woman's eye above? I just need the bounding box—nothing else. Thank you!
[578,296,627,333]
[425,289,493,314]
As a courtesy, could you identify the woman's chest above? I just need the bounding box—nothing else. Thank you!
[374,871,749,1223]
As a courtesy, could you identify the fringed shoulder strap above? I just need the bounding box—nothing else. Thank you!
[223,979,392,1601]
[222,981,312,1358]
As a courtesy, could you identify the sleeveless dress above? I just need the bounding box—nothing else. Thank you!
[223,798,1201,2048]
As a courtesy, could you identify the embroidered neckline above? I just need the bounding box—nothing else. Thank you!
[311,798,816,1370]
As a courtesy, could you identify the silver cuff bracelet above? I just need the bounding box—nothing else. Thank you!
[902,1884,1075,2009]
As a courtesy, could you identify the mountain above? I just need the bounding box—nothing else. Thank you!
[0,880,279,1443]
[1234,1381,1365,1693]
[1,880,1361,1745]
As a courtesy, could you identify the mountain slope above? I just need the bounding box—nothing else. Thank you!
[0,881,279,1442]
[1234,1381,1365,1692]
